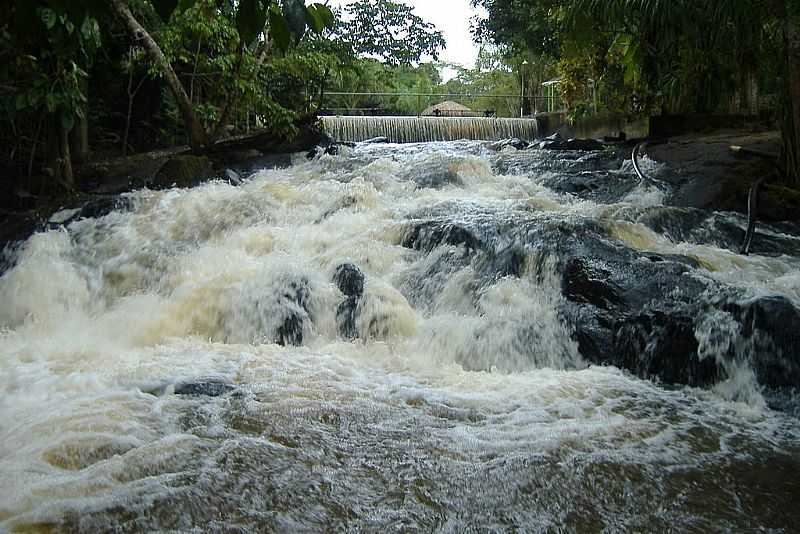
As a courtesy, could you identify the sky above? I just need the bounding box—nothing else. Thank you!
[327,0,485,71]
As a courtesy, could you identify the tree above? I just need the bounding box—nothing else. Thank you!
[3,1,102,187]
[334,0,445,66]
[110,0,334,152]
[473,0,800,185]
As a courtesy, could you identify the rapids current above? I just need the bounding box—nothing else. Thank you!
[1,141,799,532]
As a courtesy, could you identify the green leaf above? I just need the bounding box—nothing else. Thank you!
[152,0,180,21]
[179,0,200,12]
[304,5,324,34]
[236,0,268,45]
[39,7,57,30]
[281,0,307,41]
[61,112,75,132]
[269,3,291,51]
[308,3,334,29]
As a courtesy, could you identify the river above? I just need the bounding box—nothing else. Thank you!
[1,140,799,532]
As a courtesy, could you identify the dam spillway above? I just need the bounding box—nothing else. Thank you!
[321,115,539,143]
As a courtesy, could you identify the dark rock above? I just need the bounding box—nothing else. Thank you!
[274,277,312,347]
[332,264,366,340]
[78,196,133,220]
[723,296,800,387]
[150,155,215,190]
[541,170,638,202]
[174,381,235,397]
[535,132,606,151]
[224,168,242,186]
[475,245,527,281]
[562,258,622,310]
[336,296,360,340]
[491,138,530,151]
[612,310,719,386]
[333,263,365,297]
[402,221,481,253]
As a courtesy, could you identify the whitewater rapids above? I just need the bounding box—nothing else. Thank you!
[1,141,799,532]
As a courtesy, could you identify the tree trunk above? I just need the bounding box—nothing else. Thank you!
[70,77,90,164]
[44,117,74,191]
[783,2,800,184]
[60,124,74,188]
[109,0,208,152]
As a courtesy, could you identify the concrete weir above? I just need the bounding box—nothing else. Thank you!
[321,116,539,143]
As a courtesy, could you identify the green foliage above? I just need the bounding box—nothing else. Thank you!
[333,0,446,66]
[474,0,784,117]
[2,3,101,128]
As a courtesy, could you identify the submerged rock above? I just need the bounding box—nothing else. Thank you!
[337,296,360,340]
[722,296,800,387]
[275,277,313,347]
[535,132,606,152]
[174,381,236,397]
[333,263,365,297]
[333,263,366,340]
[491,138,530,151]
[224,168,243,186]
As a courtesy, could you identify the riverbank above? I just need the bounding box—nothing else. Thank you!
[647,130,800,221]
[0,124,326,255]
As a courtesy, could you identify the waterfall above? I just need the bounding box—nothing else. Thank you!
[321,116,539,143]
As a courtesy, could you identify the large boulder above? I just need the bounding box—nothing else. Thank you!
[398,202,800,392]
[150,155,215,190]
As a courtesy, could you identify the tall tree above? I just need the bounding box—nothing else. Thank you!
[110,0,334,152]
[333,0,446,66]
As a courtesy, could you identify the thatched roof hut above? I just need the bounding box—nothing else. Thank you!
[421,101,477,117]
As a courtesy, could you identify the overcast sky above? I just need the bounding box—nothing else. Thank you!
[328,0,485,70]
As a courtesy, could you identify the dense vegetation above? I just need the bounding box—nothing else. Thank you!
[472,0,800,184]
[4,0,800,196]
[1,0,343,192]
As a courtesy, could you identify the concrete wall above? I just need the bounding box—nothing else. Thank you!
[535,112,650,140]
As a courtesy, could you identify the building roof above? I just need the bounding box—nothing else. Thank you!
[421,101,476,117]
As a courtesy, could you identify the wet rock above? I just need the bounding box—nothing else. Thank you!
[491,138,530,151]
[275,277,312,347]
[224,168,242,186]
[475,245,528,281]
[333,263,365,297]
[174,381,236,397]
[150,155,215,190]
[363,136,390,144]
[402,221,481,253]
[622,206,800,256]
[333,264,366,340]
[405,161,463,189]
[534,132,606,151]
[541,170,637,202]
[336,296,360,340]
[562,258,622,310]
[723,296,800,387]
[612,310,719,386]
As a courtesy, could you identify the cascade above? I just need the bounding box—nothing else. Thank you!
[321,115,539,143]
[1,140,799,531]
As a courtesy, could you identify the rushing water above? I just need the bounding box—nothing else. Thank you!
[1,141,799,532]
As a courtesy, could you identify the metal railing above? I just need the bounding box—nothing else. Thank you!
[320,91,564,117]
